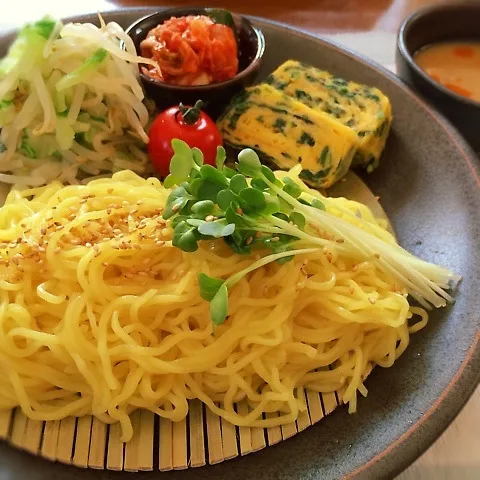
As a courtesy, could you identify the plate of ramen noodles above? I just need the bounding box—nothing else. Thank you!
[0,7,478,480]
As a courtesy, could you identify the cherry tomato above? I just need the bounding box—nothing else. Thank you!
[148,101,223,177]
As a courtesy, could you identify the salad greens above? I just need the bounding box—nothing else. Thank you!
[163,140,459,327]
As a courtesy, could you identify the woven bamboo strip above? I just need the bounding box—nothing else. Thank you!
[280,420,297,440]
[321,392,338,416]
[250,423,266,452]
[296,390,312,432]
[306,391,324,424]
[10,410,28,447]
[158,416,173,471]
[40,419,61,461]
[236,402,252,455]
[205,405,224,464]
[72,415,93,468]
[188,401,206,468]
[23,419,43,454]
[106,421,124,471]
[265,412,282,446]
[0,409,12,439]
[87,417,107,469]
[55,416,76,464]
[136,410,155,471]
[220,414,238,460]
[172,416,187,470]
[124,410,141,472]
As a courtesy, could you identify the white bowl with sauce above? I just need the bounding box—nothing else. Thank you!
[396,2,480,152]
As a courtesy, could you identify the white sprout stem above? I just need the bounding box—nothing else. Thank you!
[266,180,460,308]
[225,248,321,288]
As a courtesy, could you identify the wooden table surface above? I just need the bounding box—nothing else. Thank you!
[1,1,479,479]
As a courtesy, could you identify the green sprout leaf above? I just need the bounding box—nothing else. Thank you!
[237,149,262,177]
[283,177,302,198]
[170,154,193,180]
[312,198,325,211]
[290,211,306,230]
[230,174,248,194]
[191,200,215,217]
[200,164,229,186]
[172,221,199,252]
[163,186,193,219]
[217,189,237,211]
[196,179,225,202]
[192,147,204,167]
[215,146,227,169]
[261,165,276,183]
[239,188,266,213]
[198,220,235,238]
[210,283,229,326]
[198,273,225,301]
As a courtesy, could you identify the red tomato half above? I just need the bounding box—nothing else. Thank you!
[148,103,223,177]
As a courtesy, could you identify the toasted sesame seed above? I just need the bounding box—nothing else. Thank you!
[369,296,376,304]
[85,242,92,247]
[336,238,345,244]
[9,242,17,248]
[271,237,280,242]
[205,215,215,222]
[326,253,333,263]
[374,253,380,259]
[41,228,46,235]
[55,225,64,231]
[17,265,24,272]
[246,236,253,245]
[136,200,143,206]
[93,244,99,252]
[0,243,7,249]
[349,286,355,294]
[133,243,141,250]
[155,240,165,246]
[236,207,243,215]
[107,189,113,194]
[54,247,61,254]
[38,246,46,253]
[352,264,358,272]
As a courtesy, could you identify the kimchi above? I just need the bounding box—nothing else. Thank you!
[140,15,239,86]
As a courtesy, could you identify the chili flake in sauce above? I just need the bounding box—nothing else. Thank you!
[140,15,239,86]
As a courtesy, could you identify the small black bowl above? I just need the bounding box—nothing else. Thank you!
[126,7,265,118]
[396,2,480,151]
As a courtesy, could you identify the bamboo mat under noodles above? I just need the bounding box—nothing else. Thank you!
[0,389,346,471]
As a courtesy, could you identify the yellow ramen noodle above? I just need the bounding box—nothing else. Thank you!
[0,170,427,441]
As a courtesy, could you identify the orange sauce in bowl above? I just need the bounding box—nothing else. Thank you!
[414,41,480,102]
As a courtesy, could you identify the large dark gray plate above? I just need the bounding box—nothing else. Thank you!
[0,8,479,480]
